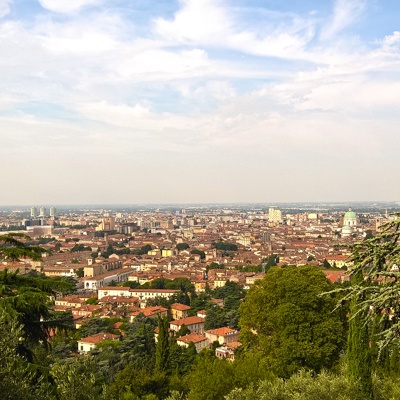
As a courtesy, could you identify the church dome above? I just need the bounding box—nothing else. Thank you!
[344,208,356,219]
[343,208,357,227]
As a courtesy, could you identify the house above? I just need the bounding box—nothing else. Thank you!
[170,303,191,320]
[215,342,241,361]
[176,333,209,352]
[170,316,205,334]
[205,327,240,345]
[129,306,168,322]
[245,273,265,286]
[71,305,102,318]
[78,332,120,354]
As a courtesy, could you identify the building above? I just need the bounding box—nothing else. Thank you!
[49,207,56,217]
[96,216,115,231]
[170,303,191,320]
[169,316,205,334]
[39,207,47,218]
[343,208,357,227]
[176,333,209,352]
[205,327,240,345]
[30,207,37,218]
[78,332,119,354]
[83,268,132,291]
[269,207,282,224]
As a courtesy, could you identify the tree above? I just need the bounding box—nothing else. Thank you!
[239,266,346,378]
[347,271,373,398]
[0,310,52,399]
[176,243,190,251]
[339,215,400,349]
[186,350,234,400]
[224,369,367,400]
[190,249,205,259]
[0,233,48,261]
[155,316,170,374]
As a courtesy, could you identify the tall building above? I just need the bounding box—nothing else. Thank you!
[39,207,46,218]
[50,207,56,217]
[268,207,282,223]
[30,207,37,218]
[96,216,115,231]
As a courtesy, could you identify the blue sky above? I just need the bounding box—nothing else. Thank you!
[0,0,399,205]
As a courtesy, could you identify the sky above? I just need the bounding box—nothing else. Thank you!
[0,0,399,205]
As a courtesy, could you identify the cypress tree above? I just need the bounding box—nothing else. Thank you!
[155,316,170,374]
[347,271,373,398]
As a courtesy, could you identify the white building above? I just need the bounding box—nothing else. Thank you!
[268,207,282,223]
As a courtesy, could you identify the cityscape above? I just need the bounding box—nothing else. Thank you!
[1,0,400,398]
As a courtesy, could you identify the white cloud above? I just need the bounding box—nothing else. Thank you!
[321,0,366,40]
[0,0,11,18]
[154,0,232,44]
[38,0,103,14]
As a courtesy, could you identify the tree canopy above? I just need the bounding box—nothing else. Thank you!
[340,215,400,350]
[239,266,346,377]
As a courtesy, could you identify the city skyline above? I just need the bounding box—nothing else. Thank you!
[1,0,399,205]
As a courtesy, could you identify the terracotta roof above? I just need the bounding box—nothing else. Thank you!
[205,327,238,336]
[176,333,207,344]
[79,332,119,344]
[170,316,205,326]
[170,303,191,311]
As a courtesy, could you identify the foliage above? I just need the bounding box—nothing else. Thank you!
[71,244,92,252]
[336,215,400,350]
[212,241,238,251]
[79,318,110,338]
[0,270,74,358]
[0,233,48,261]
[224,368,367,400]
[51,356,102,400]
[186,350,235,400]
[132,244,153,255]
[190,249,205,259]
[239,266,346,378]
[204,304,225,330]
[0,310,52,399]
[176,243,190,251]
[189,292,210,314]
[347,271,373,398]
[155,316,170,374]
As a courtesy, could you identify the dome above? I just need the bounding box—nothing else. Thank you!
[344,208,356,219]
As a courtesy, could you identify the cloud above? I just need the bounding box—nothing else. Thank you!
[321,0,366,40]
[154,0,232,44]
[38,0,103,14]
[154,0,318,62]
[0,0,11,18]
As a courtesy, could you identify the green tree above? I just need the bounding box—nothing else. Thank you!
[0,233,48,261]
[225,369,367,400]
[204,305,225,330]
[190,249,205,259]
[51,357,101,400]
[338,215,400,350]
[176,243,190,251]
[239,266,346,378]
[347,271,373,398]
[155,316,170,374]
[186,350,234,400]
[0,310,51,399]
